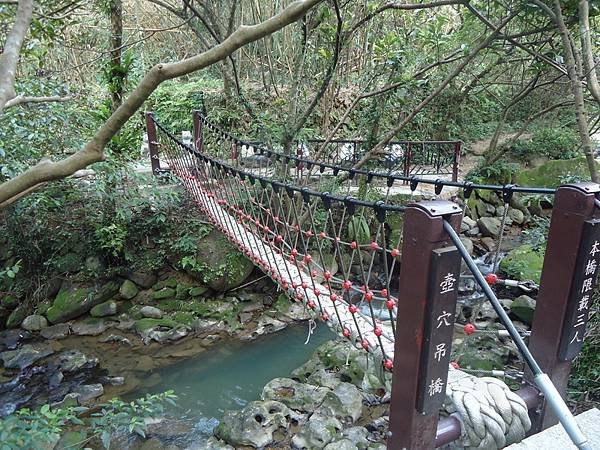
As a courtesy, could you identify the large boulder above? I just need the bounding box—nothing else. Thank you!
[90,300,117,318]
[6,304,28,329]
[516,157,600,188]
[119,280,139,300]
[477,217,502,238]
[510,295,536,324]
[21,315,48,331]
[41,323,70,340]
[316,382,363,423]
[508,208,525,225]
[46,281,119,324]
[215,400,289,448]
[128,271,157,289]
[186,229,254,291]
[140,306,162,319]
[262,378,329,412]
[0,344,54,369]
[291,414,343,449]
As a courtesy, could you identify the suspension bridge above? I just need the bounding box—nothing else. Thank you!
[144,110,599,450]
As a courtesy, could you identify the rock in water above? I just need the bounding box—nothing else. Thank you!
[73,384,103,402]
[0,344,54,369]
[56,349,98,372]
[119,279,139,299]
[40,323,70,340]
[71,320,108,336]
[21,315,48,331]
[90,300,117,318]
[215,400,289,448]
[140,305,162,319]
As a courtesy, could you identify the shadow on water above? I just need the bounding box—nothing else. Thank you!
[131,323,334,441]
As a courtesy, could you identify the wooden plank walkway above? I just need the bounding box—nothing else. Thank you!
[184,176,397,361]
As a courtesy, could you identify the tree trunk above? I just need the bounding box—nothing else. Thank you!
[553,0,598,182]
[109,0,124,111]
[579,0,600,106]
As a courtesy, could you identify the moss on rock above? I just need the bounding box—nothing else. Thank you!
[46,281,119,324]
[134,317,178,333]
[499,244,544,283]
[153,287,176,300]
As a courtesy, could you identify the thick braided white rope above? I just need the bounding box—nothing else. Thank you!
[445,370,531,449]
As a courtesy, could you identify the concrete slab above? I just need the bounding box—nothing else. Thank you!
[506,408,600,449]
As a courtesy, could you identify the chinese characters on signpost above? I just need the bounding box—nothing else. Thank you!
[416,246,461,413]
[559,219,600,360]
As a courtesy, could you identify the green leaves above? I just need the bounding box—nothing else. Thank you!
[0,390,179,450]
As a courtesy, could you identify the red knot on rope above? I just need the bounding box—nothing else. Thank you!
[445,369,531,449]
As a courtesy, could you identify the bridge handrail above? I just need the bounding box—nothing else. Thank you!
[152,116,409,214]
[194,110,556,197]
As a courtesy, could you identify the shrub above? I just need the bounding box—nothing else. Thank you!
[510,127,580,161]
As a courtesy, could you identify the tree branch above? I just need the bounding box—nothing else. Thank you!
[0,0,324,206]
[5,94,75,108]
[346,11,518,174]
[0,0,35,114]
[286,0,341,142]
[348,0,465,36]
[487,101,574,164]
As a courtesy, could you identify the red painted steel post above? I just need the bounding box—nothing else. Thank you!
[388,200,463,450]
[452,142,461,182]
[192,110,203,152]
[526,182,600,433]
[145,112,160,176]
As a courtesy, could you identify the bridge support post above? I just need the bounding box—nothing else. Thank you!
[144,112,160,176]
[388,200,462,450]
[526,182,600,433]
[192,110,203,152]
[452,142,461,182]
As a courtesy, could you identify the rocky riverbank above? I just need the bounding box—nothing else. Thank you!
[0,268,314,418]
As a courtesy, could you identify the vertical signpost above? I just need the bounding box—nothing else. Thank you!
[417,247,461,413]
[558,218,600,360]
[388,200,462,450]
[527,183,600,432]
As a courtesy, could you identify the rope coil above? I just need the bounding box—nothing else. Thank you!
[445,373,531,449]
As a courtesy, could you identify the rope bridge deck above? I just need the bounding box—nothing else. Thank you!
[144,110,598,450]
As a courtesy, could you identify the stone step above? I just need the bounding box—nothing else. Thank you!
[506,408,600,449]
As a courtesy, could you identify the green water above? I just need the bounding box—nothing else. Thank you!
[135,323,333,441]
